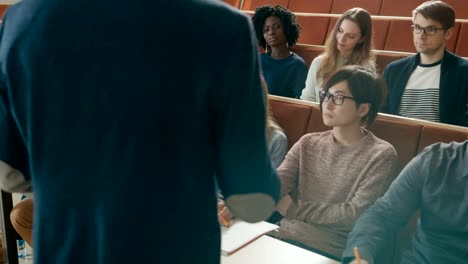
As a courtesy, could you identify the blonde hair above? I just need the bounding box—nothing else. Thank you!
[318,8,374,82]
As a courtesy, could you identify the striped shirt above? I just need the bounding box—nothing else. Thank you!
[398,61,441,122]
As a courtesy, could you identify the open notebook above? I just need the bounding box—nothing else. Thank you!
[221,220,279,255]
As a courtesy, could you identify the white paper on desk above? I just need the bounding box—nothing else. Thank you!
[221,220,279,255]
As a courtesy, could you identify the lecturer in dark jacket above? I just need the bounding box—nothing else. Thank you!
[0,0,280,263]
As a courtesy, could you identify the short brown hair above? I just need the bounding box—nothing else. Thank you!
[320,65,387,126]
[412,1,455,29]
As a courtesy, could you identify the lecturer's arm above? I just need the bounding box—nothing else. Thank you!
[213,13,280,223]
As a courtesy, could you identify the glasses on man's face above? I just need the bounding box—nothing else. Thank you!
[411,24,446,36]
[319,91,355,106]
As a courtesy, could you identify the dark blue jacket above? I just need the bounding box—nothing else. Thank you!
[0,0,280,263]
[381,51,468,127]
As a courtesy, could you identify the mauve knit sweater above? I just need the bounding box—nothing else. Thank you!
[277,129,399,257]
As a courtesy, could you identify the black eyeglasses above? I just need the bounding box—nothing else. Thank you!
[411,25,446,36]
[319,91,355,106]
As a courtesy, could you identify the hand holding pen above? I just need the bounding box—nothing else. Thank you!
[349,247,369,264]
[218,200,234,227]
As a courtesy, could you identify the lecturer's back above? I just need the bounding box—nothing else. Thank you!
[0,0,280,263]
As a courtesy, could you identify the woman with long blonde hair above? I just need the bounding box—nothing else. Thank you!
[300,8,376,102]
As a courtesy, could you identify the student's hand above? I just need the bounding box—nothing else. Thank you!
[218,201,234,227]
[349,259,369,264]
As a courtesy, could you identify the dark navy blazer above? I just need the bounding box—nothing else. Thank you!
[0,0,280,263]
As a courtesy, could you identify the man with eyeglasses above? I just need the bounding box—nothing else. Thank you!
[381,0,468,127]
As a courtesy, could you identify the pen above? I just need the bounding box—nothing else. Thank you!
[353,247,362,264]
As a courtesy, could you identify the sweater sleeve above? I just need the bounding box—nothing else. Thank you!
[342,150,428,264]
[300,57,321,102]
[294,147,399,231]
[277,136,304,199]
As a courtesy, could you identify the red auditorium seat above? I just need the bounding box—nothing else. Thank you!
[446,21,461,53]
[288,0,333,13]
[368,119,422,169]
[0,4,9,18]
[269,100,313,148]
[384,19,416,53]
[326,17,339,38]
[223,0,241,8]
[417,126,468,153]
[330,0,383,15]
[455,22,468,57]
[241,0,289,10]
[296,14,331,45]
[380,0,468,19]
[444,0,468,19]
[374,50,412,74]
[372,17,391,50]
[290,45,324,67]
[379,0,425,16]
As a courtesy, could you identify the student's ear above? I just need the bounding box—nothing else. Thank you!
[444,27,453,40]
[358,103,370,118]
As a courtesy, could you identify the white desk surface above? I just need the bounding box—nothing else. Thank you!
[221,235,341,264]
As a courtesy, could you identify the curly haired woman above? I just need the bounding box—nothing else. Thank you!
[252,5,308,99]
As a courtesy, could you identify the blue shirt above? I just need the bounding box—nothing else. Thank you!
[343,141,468,264]
[261,52,308,98]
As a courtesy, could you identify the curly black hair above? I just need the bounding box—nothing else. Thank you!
[252,5,301,49]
